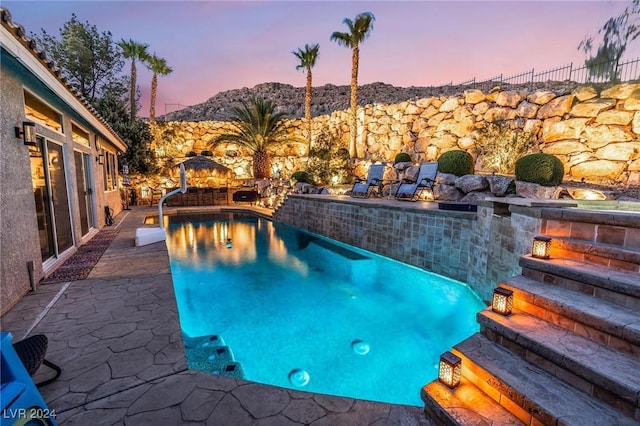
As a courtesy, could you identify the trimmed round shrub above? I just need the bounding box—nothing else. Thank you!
[291,170,313,184]
[515,153,564,186]
[394,152,412,164]
[437,150,474,176]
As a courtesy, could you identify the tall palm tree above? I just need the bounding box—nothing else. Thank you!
[292,43,320,152]
[331,12,375,158]
[212,99,289,179]
[118,38,150,122]
[146,54,173,126]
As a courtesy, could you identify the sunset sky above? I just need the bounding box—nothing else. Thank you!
[4,1,638,117]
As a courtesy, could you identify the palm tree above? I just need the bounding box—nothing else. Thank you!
[212,99,289,178]
[331,12,375,158]
[118,38,150,122]
[146,54,173,126]
[292,43,320,153]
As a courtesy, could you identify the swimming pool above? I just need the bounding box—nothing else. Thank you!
[164,212,484,406]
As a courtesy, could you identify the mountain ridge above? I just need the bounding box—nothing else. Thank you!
[159,80,582,122]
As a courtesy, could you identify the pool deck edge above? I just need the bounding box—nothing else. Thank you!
[0,205,432,426]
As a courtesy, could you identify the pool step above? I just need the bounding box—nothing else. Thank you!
[182,334,246,379]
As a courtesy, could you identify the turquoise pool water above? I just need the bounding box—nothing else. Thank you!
[165,212,484,407]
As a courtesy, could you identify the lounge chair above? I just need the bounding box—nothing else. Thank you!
[350,164,385,198]
[13,334,62,386]
[395,162,438,201]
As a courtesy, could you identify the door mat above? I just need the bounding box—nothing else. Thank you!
[42,229,119,284]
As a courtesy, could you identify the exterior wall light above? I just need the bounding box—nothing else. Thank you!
[96,153,105,165]
[15,121,37,146]
[438,351,461,388]
[532,236,552,259]
[492,287,514,316]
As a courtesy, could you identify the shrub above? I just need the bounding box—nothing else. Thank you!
[476,120,536,174]
[394,152,412,164]
[185,151,197,157]
[437,150,474,176]
[515,153,564,186]
[291,170,313,184]
[200,150,213,156]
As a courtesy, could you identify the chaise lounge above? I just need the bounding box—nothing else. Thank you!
[395,162,438,201]
[350,164,385,198]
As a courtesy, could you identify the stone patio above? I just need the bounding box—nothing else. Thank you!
[1,206,431,425]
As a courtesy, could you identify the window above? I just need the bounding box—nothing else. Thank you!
[24,90,63,133]
[103,150,117,191]
[71,123,90,147]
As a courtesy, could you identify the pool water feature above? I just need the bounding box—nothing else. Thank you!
[165,212,485,407]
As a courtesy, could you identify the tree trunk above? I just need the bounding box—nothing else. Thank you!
[130,61,137,122]
[349,46,359,158]
[253,149,271,179]
[305,68,313,154]
[150,72,158,126]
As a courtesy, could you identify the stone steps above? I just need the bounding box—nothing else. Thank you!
[421,377,524,426]
[447,333,637,425]
[499,275,640,357]
[182,334,245,379]
[520,255,640,310]
[552,237,640,273]
[422,208,640,424]
[478,309,640,418]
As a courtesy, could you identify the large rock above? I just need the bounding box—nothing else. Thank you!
[515,101,538,118]
[570,99,616,117]
[496,91,523,108]
[436,117,474,137]
[543,140,592,155]
[485,174,514,197]
[434,184,464,201]
[455,174,489,193]
[461,191,494,204]
[601,83,640,99]
[515,181,562,199]
[573,86,598,101]
[540,118,588,142]
[527,91,557,105]
[464,90,486,104]
[440,97,460,112]
[571,160,626,179]
[595,110,634,125]
[583,125,635,148]
[623,89,640,110]
[594,141,640,161]
[435,172,458,185]
[537,95,575,118]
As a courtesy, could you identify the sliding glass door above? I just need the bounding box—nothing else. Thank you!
[30,137,74,262]
[74,150,95,236]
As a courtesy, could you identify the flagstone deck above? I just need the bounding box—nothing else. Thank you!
[1,206,431,425]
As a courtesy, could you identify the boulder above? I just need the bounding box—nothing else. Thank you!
[595,110,634,125]
[435,172,458,185]
[515,181,562,199]
[464,90,486,104]
[573,86,598,102]
[434,184,464,201]
[537,95,575,119]
[571,160,627,179]
[455,174,489,193]
[567,188,607,201]
[440,97,460,112]
[569,99,616,117]
[601,83,640,99]
[495,91,523,108]
[485,174,514,197]
[528,91,557,105]
[461,191,493,204]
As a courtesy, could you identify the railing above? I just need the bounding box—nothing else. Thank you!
[451,57,640,88]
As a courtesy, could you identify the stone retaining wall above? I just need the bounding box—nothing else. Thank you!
[146,82,640,191]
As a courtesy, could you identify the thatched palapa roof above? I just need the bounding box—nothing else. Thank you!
[177,156,230,172]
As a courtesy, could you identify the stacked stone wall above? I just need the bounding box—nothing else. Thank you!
[147,82,640,190]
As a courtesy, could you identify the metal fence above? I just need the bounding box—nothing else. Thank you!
[443,57,640,88]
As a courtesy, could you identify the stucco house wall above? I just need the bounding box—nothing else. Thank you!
[1,9,127,315]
